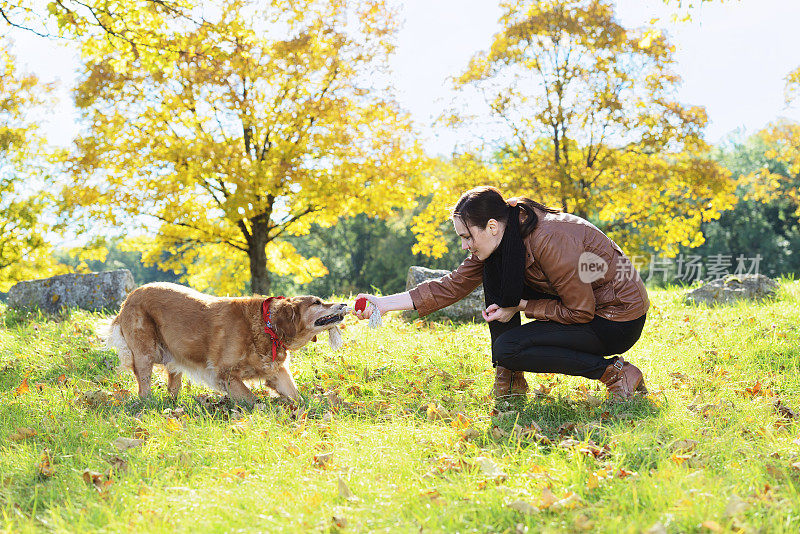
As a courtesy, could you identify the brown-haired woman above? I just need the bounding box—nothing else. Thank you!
[354,186,649,399]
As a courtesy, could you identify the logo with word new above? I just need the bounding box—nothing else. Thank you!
[578,252,608,284]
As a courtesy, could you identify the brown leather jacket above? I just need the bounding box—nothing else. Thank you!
[409,207,649,323]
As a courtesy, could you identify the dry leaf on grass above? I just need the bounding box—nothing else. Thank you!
[475,457,507,481]
[332,515,347,529]
[459,427,481,441]
[82,469,113,491]
[550,491,581,510]
[491,426,508,440]
[221,468,248,480]
[738,380,774,398]
[313,451,334,469]
[671,439,698,453]
[324,391,352,410]
[76,390,112,409]
[671,453,693,465]
[508,500,539,515]
[9,428,36,441]
[426,403,450,421]
[105,455,129,474]
[557,422,576,435]
[165,419,183,433]
[450,413,472,430]
[687,403,720,418]
[774,399,797,420]
[230,418,249,434]
[426,454,470,477]
[455,379,475,390]
[586,468,611,489]
[14,378,31,396]
[669,372,690,387]
[36,450,55,478]
[617,468,638,478]
[114,437,144,451]
[559,438,611,459]
[337,476,359,501]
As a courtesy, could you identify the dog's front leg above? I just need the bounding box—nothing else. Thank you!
[222,377,257,405]
[269,364,300,402]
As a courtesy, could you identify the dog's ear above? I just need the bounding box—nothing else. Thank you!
[272,299,298,342]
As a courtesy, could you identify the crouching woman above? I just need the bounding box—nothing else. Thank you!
[355,186,650,400]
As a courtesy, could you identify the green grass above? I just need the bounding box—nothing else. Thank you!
[2,283,800,533]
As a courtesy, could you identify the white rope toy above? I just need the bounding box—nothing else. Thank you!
[327,297,381,351]
[354,296,382,329]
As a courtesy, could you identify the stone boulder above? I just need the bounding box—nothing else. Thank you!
[405,266,484,321]
[685,274,780,306]
[8,269,136,314]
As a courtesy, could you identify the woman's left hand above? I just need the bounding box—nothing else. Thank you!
[482,303,519,323]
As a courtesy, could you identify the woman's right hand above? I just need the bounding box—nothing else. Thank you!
[353,293,385,321]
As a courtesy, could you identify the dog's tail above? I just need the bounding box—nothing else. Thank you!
[99,316,133,372]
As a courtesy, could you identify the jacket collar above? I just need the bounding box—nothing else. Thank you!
[525,237,535,268]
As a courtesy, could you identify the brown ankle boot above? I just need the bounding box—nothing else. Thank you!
[599,357,647,400]
[509,371,529,395]
[493,366,529,397]
[493,366,512,397]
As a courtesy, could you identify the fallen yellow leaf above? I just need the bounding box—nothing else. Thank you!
[450,413,472,430]
[37,450,55,478]
[165,418,183,433]
[15,378,30,396]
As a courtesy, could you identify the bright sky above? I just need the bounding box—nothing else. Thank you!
[7,0,800,155]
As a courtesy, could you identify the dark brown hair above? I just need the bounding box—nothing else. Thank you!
[451,186,559,238]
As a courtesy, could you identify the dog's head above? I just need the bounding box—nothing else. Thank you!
[269,296,347,350]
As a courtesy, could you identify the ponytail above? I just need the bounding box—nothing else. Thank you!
[452,186,560,238]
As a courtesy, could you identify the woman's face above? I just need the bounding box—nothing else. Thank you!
[453,216,504,261]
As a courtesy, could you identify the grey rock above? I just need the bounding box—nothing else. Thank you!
[685,274,779,306]
[405,266,484,321]
[8,269,136,314]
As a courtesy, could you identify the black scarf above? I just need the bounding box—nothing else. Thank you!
[482,205,526,309]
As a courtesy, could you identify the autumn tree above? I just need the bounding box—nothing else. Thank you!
[0,38,66,291]
[738,120,800,214]
[413,0,735,259]
[655,0,800,255]
[61,0,424,295]
[678,135,800,278]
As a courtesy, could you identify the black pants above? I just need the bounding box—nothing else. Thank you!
[486,289,646,379]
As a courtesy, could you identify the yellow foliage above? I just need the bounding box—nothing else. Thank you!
[60,0,427,294]
[741,120,800,217]
[0,36,68,290]
[413,0,736,258]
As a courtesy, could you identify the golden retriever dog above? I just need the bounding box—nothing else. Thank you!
[106,282,347,403]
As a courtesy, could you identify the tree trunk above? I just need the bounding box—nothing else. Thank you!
[248,213,271,295]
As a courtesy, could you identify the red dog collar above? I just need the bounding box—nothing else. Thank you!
[262,296,287,362]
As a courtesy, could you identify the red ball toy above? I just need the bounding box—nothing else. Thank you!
[355,297,368,312]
